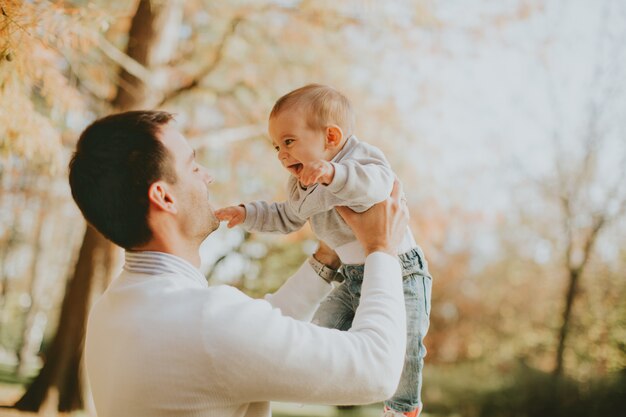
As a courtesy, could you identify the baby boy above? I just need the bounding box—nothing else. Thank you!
[216,84,432,417]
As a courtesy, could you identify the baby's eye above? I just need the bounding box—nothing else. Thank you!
[284,139,294,146]
[274,145,280,152]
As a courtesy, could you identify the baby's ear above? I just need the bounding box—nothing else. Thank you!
[325,125,344,149]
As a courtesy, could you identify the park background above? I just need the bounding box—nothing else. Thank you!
[0,0,625,416]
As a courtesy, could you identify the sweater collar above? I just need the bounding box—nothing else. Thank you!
[124,251,207,287]
[331,135,358,163]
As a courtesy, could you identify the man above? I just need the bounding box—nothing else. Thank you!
[69,110,409,417]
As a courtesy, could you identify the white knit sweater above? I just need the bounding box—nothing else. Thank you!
[85,251,406,417]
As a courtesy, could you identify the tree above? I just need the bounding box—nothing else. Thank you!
[549,4,625,376]
[519,0,626,376]
[14,0,184,410]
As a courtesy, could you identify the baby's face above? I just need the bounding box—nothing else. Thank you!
[269,109,328,178]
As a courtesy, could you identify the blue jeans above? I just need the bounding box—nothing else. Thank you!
[312,247,432,412]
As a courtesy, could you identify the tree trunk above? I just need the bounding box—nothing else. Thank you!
[14,226,109,411]
[15,196,47,377]
[14,0,183,411]
[553,216,604,377]
[553,268,580,376]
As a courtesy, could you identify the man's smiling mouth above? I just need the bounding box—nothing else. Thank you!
[287,163,303,176]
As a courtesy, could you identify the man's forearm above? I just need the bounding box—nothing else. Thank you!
[214,252,406,405]
[264,260,332,321]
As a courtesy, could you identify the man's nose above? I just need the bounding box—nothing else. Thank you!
[201,168,213,184]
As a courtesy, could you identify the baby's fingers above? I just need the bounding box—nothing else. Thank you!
[227,216,243,228]
[214,209,226,220]
[215,207,234,221]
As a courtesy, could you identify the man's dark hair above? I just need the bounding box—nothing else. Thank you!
[69,110,176,249]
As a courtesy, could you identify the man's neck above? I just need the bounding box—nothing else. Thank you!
[133,238,201,268]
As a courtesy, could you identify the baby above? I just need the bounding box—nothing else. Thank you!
[216,84,432,417]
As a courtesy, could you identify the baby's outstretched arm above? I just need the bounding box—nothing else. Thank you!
[242,200,306,233]
[215,205,246,228]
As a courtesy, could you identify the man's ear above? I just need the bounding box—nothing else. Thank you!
[325,125,344,149]
[148,181,177,214]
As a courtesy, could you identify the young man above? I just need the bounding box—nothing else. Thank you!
[69,110,409,417]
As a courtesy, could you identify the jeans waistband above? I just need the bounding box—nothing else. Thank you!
[341,247,429,281]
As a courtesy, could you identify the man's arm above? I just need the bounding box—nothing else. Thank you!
[263,260,331,321]
[202,180,409,405]
[265,242,340,320]
[201,252,405,405]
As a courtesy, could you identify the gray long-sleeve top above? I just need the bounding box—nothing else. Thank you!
[241,136,395,249]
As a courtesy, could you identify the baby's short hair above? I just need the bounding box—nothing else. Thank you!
[270,84,355,136]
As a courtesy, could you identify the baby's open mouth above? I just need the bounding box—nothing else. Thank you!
[287,163,303,176]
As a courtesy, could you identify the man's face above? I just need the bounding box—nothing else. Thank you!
[269,108,328,178]
[158,124,219,241]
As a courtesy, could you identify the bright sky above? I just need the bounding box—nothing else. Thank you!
[378,0,625,212]
[348,0,625,264]
[404,0,626,261]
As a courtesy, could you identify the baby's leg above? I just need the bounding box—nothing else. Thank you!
[312,271,356,331]
[385,248,432,415]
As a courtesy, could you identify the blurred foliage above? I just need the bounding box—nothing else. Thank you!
[422,362,626,417]
[477,364,626,417]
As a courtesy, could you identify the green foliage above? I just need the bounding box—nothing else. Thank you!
[477,364,626,417]
[421,362,626,417]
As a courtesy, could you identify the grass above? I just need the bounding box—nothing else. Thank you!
[2,362,623,417]
[273,403,383,417]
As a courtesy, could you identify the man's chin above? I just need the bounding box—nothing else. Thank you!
[197,222,218,243]
[205,212,220,236]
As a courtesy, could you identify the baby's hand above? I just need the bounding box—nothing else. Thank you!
[215,205,246,228]
[299,160,335,186]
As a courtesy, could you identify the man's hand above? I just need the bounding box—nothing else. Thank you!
[299,160,334,186]
[215,205,246,228]
[336,179,408,256]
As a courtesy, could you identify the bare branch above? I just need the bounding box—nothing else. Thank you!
[157,16,243,107]
[157,3,367,108]
[560,194,575,269]
[572,213,606,275]
[60,51,109,109]
[188,124,266,149]
[97,34,153,87]
[598,178,626,225]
